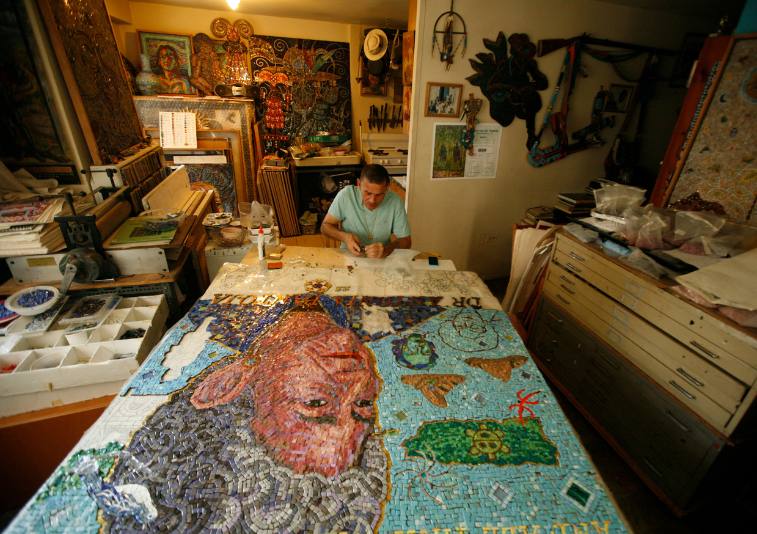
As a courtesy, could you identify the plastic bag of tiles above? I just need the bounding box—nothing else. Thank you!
[58,293,121,326]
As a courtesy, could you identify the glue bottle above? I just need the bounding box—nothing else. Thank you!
[257,225,265,260]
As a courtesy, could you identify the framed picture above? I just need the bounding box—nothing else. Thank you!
[604,83,634,113]
[425,82,462,117]
[138,31,195,95]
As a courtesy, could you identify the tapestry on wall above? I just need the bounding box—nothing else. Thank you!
[246,35,352,153]
[668,37,757,222]
[8,291,627,533]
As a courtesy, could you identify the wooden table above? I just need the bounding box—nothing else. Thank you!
[0,396,114,512]
[5,257,630,533]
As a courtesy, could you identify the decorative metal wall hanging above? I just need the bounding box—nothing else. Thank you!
[211,18,254,85]
[432,0,467,70]
[467,32,547,149]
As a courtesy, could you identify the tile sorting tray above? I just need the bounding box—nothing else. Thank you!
[0,294,168,417]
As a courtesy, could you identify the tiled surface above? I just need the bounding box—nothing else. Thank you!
[669,38,757,221]
[7,270,627,533]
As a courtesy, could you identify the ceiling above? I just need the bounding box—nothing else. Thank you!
[137,0,409,27]
[136,0,743,27]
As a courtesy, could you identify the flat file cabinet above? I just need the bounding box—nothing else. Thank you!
[529,232,756,512]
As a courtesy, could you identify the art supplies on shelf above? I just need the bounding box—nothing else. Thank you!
[57,293,121,326]
[0,295,168,417]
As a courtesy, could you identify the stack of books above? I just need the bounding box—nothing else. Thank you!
[0,198,66,256]
[521,206,557,226]
[554,192,595,218]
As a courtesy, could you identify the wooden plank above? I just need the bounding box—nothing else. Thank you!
[96,199,132,240]
[142,166,193,212]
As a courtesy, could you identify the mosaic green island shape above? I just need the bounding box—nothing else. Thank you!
[402,418,559,466]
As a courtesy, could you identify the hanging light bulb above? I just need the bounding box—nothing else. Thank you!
[226,0,240,10]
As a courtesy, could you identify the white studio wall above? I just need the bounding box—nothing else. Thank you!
[406,0,714,277]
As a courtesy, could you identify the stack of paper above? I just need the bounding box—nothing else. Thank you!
[502,223,559,318]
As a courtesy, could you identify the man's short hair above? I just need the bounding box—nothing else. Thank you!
[360,164,390,185]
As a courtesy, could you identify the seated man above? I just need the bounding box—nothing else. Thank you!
[320,164,411,258]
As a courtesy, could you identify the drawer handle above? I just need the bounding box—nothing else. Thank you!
[559,274,575,285]
[546,312,564,324]
[665,410,691,433]
[689,340,719,360]
[565,262,582,273]
[568,251,586,262]
[669,380,697,401]
[676,367,704,388]
[559,284,576,295]
[643,457,663,478]
[555,293,571,306]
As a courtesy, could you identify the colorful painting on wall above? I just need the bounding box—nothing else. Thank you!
[246,34,352,152]
[138,31,195,95]
[7,291,627,533]
[432,124,466,178]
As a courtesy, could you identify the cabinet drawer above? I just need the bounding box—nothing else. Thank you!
[533,296,725,507]
[547,262,748,412]
[553,248,757,384]
[599,342,724,505]
[554,234,757,372]
[544,280,733,430]
[530,300,624,423]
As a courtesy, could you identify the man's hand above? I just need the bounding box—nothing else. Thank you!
[345,233,363,256]
[364,242,385,258]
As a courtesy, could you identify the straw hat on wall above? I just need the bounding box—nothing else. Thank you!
[363,29,388,61]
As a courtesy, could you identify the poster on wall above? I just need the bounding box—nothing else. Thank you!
[431,123,501,179]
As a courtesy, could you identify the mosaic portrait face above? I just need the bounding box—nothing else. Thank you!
[191,311,380,478]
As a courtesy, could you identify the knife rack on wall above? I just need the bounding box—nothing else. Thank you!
[367,104,403,131]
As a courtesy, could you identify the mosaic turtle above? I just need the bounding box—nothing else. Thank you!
[466,425,509,460]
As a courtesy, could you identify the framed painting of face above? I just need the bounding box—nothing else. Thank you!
[138,31,195,95]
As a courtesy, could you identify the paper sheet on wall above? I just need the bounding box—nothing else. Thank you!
[463,124,501,178]
[159,112,197,149]
[431,123,501,180]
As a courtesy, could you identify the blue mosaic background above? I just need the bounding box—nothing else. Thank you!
[371,308,625,532]
[7,295,627,533]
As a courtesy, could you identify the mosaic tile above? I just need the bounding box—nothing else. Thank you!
[8,294,628,534]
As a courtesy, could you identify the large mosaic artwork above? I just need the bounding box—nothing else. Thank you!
[248,35,352,152]
[669,38,757,222]
[8,292,627,533]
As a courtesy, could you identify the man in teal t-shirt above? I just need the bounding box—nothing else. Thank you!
[321,164,411,258]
